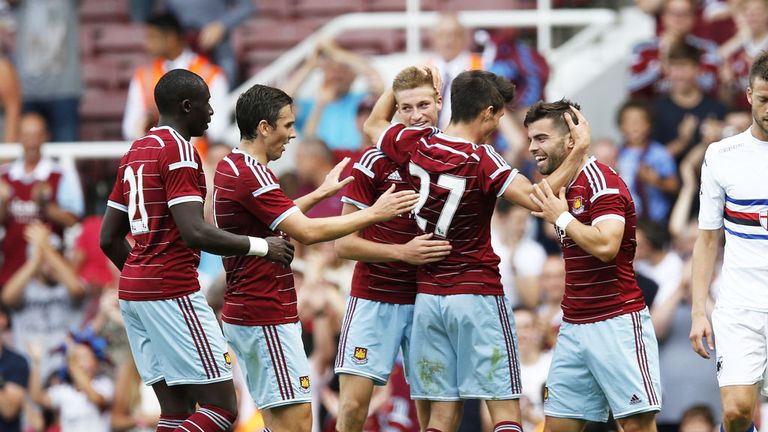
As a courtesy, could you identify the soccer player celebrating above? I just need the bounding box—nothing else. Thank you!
[214,84,419,432]
[99,69,295,432]
[363,70,590,432]
[333,66,453,432]
[690,52,768,432]
[526,99,661,432]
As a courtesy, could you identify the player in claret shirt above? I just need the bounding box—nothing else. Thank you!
[526,99,660,432]
[333,66,454,432]
[363,69,590,432]
[214,84,418,432]
[100,69,295,432]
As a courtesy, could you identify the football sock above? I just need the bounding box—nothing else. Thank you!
[174,405,236,432]
[494,421,523,432]
[156,413,187,431]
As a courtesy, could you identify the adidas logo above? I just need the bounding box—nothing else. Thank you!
[386,171,402,181]
[629,394,642,405]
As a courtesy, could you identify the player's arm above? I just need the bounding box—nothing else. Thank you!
[363,87,397,146]
[689,228,720,358]
[334,203,451,264]
[99,206,132,271]
[529,181,624,262]
[293,158,354,213]
[169,202,294,266]
[276,185,418,245]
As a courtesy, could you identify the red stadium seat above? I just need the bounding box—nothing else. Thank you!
[92,24,147,55]
[258,0,296,18]
[241,19,319,50]
[80,0,129,23]
[366,0,440,11]
[83,59,122,90]
[80,89,127,122]
[336,29,400,54]
[295,0,364,17]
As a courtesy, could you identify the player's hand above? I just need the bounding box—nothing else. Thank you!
[317,157,354,198]
[400,233,452,265]
[529,181,568,224]
[264,236,295,267]
[370,184,419,222]
[564,105,590,153]
[419,64,443,97]
[689,312,714,359]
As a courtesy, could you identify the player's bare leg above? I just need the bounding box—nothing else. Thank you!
[415,399,431,431]
[426,401,463,432]
[486,399,522,431]
[544,416,587,432]
[337,374,375,432]
[263,402,312,432]
[152,380,196,414]
[721,384,760,432]
[616,412,657,432]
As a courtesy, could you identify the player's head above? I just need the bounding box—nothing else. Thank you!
[392,66,442,128]
[431,13,467,62]
[450,70,515,139]
[155,69,212,137]
[617,99,653,146]
[236,84,295,161]
[524,98,581,175]
[145,13,184,59]
[747,51,768,137]
[19,112,49,162]
[664,40,701,93]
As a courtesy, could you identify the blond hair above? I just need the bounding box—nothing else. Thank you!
[392,66,437,96]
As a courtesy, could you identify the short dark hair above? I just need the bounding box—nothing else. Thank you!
[749,50,768,87]
[523,98,581,133]
[666,40,701,64]
[449,70,515,124]
[154,69,207,115]
[146,13,182,36]
[637,219,671,251]
[236,84,293,141]
[616,99,653,126]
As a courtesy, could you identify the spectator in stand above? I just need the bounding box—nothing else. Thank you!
[160,0,256,88]
[678,404,718,432]
[122,13,229,157]
[428,14,486,128]
[489,29,549,110]
[513,307,552,432]
[629,0,720,99]
[0,112,84,288]
[0,55,20,143]
[294,137,344,218]
[536,255,565,349]
[0,222,85,377]
[635,220,684,308]
[28,337,114,432]
[0,304,28,432]
[719,0,768,111]
[616,99,679,225]
[591,137,620,170]
[72,216,118,293]
[110,356,161,432]
[283,39,383,153]
[10,0,82,142]
[652,40,727,162]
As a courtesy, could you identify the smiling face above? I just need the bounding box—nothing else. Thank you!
[527,117,571,175]
[395,85,442,128]
[264,104,296,162]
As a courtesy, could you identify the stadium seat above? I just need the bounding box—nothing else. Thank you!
[295,0,365,17]
[366,0,440,11]
[83,59,121,90]
[80,90,127,122]
[92,24,146,55]
[80,0,129,23]
[336,29,400,54]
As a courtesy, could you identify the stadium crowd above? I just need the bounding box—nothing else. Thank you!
[0,0,764,431]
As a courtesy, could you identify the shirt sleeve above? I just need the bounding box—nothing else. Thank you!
[106,163,128,213]
[342,150,386,209]
[477,145,518,197]
[56,166,84,217]
[375,123,423,167]
[649,145,677,178]
[241,164,299,231]
[160,137,205,208]
[588,167,627,226]
[698,148,725,229]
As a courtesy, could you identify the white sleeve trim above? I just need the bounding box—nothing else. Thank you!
[168,195,204,207]
[269,206,300,231]
[169,161,199,171]
[592,214,626,225]
[489,165,511,180]
[496,169,519,197]
[107,200,128,212]
[352,163,375,178]
[252,184,281,198]
[589,188,620,203]
[341,196,370,209]
[698,222,724,230]
[375,123,403,150]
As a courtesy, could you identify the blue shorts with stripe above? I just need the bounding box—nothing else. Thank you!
[223,321,311,409]
[119,291,233,386]
[408,293,522,401]
[334,297,414,385]
[544,308,661,422]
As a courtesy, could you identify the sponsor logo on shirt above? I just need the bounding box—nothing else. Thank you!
[386,171,402,182]
[353,347,368,365]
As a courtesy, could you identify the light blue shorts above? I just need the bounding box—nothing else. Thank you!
[119,291,233,386]
[335,297,414,385]
[223,321,311,410]
[408,293,522,401]
[544,308,661,422]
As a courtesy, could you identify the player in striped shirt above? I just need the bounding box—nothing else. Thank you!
[100,70,295,432]
[364,70,591,432]
[690,51,768,432]
[214,84,418,432]
[526,99,660,432]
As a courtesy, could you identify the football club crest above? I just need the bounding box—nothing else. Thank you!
[299,376,311,393]
[353,347,368,365]
[760,210,768,231]
[223,352,232,369]
[543,386,549,401]
[571,196,585,215]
